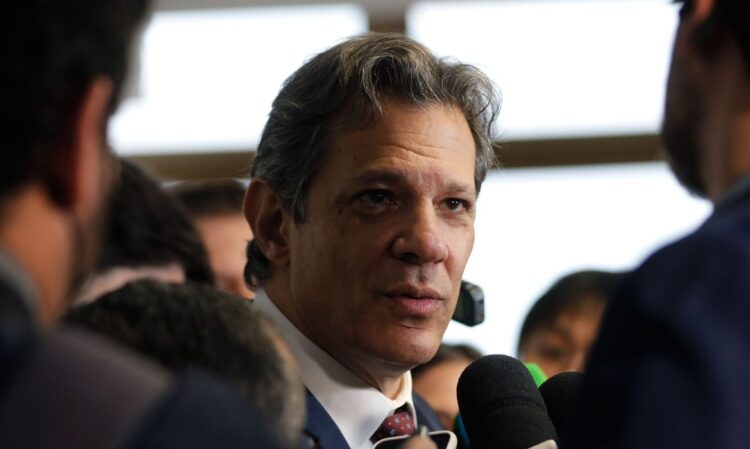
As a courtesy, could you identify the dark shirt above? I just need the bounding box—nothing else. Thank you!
[566,175,750,449]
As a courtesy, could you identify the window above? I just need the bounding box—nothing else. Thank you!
[111,4,368,154]
[408,0,678,140]
[444,162,710,354]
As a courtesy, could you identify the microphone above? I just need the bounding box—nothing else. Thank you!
[457,355,558,449]
[452,414,470,449]
[524,362,548,387]
[538,371,584,443]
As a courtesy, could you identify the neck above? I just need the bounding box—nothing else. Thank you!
[701,41,750,202]
[265,279,408,399]
[710,111,750,202]
[0,184,74,325]
[342,351,408,399]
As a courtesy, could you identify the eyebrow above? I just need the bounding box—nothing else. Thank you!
[348,169,476,196]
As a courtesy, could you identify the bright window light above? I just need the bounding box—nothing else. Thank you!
[443,162,711,355]
[111,4,368,155]
[407,0,679,140]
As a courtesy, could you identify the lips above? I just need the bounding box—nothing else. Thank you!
[384,285,442,300]
[382,285,444,317]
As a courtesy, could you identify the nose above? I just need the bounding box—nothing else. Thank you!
[391,204,449,265]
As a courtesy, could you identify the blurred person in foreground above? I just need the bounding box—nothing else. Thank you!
[412,344,482,430]
[0,1,283,447]
[517,270,624,378]
[66,280,305,447]
[567,1,750,448]
[75,159,215,304]
[244,33,500,449]
[172,179,255,298]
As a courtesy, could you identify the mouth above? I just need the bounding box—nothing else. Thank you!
[382,286,444,317]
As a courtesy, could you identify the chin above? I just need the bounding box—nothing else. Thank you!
[378,335,441,369]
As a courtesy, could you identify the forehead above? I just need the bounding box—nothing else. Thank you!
[320,100,477,189]
[539,300,606,341]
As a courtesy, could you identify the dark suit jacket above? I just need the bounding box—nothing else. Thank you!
[302,390,444,449]
[0,275,285,449]
[566,185,750,449]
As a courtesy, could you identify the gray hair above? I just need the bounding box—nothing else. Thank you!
[246,32,500,286]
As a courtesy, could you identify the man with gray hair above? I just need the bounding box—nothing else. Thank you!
[244,33,500,449]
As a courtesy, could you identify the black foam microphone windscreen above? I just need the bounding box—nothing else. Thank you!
[539,371,584,442]
[457,355,558,449]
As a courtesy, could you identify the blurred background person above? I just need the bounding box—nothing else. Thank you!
[412,344,482,430]
[0,1,284,447]
[517,270,625,378]
[568,1,750,447]
[172,179,255,298]
[75,159,215,304]
[66,280,305,447]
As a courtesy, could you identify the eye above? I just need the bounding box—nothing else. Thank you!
[538,344,568,362]
[443,198,471,212]
[355,189,396,208]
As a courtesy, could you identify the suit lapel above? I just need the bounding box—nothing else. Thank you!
[303,390,351,449]
[413,393,444,432]
[301,390,446,449]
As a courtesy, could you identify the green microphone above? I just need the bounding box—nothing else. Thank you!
[524,362,548,387]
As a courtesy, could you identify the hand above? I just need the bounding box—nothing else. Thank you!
[398,435,437,449]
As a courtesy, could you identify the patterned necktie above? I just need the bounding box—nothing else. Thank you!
[370,406,416,443]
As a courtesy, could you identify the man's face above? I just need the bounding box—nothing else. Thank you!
[662,20,709,197]
[195,213,255,298]
[283,99,477,377]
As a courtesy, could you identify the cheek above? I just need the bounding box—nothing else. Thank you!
[452,222,475,255]
[291,227,367,306]
[447,230,475,279]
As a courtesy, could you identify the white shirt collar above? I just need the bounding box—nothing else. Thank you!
[254,289,416,449]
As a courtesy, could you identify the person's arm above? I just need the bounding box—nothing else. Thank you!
[399,435,437,449]
[399,427,437,449]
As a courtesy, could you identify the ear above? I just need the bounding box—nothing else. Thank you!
[52,77,114,214]
[244,178,292,267]
[690,0,716,23]
[675,0,720,56]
